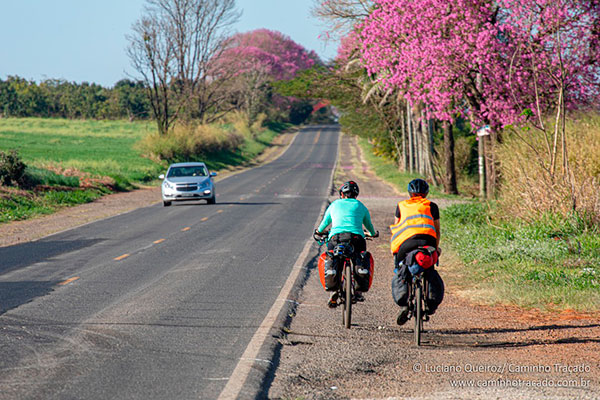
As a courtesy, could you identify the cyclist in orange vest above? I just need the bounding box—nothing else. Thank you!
[390,178,444,325]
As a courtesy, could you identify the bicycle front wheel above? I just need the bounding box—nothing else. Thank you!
[414,285,422,346]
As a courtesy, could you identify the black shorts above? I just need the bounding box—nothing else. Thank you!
[394,234,436,267]
[327,232,366,254]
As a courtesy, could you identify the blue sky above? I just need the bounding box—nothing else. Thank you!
[0,0,337,87]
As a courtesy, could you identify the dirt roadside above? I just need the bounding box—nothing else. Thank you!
[267,133,600,400]
[0,129,298,248]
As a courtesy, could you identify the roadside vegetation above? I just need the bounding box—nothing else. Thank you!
[357,116,600,312]
[443,202,600,312]
[0,116,293,224]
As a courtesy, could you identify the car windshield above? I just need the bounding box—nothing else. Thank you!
[167,166,207,178]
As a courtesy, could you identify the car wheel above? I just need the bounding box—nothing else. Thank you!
[163,201,172,207]
[207,195,216,205]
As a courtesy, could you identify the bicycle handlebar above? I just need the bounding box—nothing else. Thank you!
[313,229,379,243]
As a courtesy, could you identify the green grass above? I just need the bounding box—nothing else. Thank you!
[0,189,106,223]
[443,202,600,311]
[25,166,80,187]
[357,137,453,198]
[0,118,164,184]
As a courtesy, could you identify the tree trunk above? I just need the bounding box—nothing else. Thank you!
[407,101,415,172]
[443,121,458,194]
[426,117,439,186]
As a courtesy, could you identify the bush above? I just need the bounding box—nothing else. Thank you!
[137,113,258,162]
[0,150,27,187]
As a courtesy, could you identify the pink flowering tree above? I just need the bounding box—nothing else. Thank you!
[358,0,600,197]
[359,0,518,128]
[213,29,319,124]
[497,0,600,177]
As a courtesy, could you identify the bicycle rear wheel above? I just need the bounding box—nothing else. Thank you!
[343,262,352,329]
[414,285,422,346]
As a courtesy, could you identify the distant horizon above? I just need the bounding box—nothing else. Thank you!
[0,0,338,87]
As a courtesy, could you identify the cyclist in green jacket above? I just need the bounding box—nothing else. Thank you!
[315,181,378,307]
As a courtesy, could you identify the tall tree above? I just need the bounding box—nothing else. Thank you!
[127,0,240,134]
[311,0,373,36]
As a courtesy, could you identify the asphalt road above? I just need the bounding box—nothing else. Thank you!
[0,125,338,400]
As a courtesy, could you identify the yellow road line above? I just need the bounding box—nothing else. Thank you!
[313,131,321,144]
[201,217,209,222]
[153,239,166,244]
[217,210,224,214]
[181,227,191,231]
[114,254,130,261]
[59,276,80,286]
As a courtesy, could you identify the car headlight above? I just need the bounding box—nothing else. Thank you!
[199,181,209,189]
[163,180,174,190]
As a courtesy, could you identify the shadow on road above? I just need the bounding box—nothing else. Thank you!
[437,323,600,335]
[418,323,600,349]
[172,201,281,207]
[0,238,105,276]
[0,281,59,316]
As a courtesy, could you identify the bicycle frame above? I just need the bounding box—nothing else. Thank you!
[314,232,356,329]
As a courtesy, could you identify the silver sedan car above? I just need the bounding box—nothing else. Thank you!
[159,162,217,206]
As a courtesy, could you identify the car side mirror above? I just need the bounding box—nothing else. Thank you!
[159,174,165,179]
[210,172,217,177]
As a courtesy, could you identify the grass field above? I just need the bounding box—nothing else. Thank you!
[0,118,163,185]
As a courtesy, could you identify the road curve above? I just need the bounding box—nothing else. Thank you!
[0,125,339,400]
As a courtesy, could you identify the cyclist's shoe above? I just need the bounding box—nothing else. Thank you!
[328,292,339,308]
[396,306,409,326]
[353,291,365,302]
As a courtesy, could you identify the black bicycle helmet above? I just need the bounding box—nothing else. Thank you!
[407,178,429,196]
[339,180,359,198]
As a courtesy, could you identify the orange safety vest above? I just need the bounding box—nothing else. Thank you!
[389,197,437,254]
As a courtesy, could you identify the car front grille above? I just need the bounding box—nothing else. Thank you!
[177,184,198,192]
